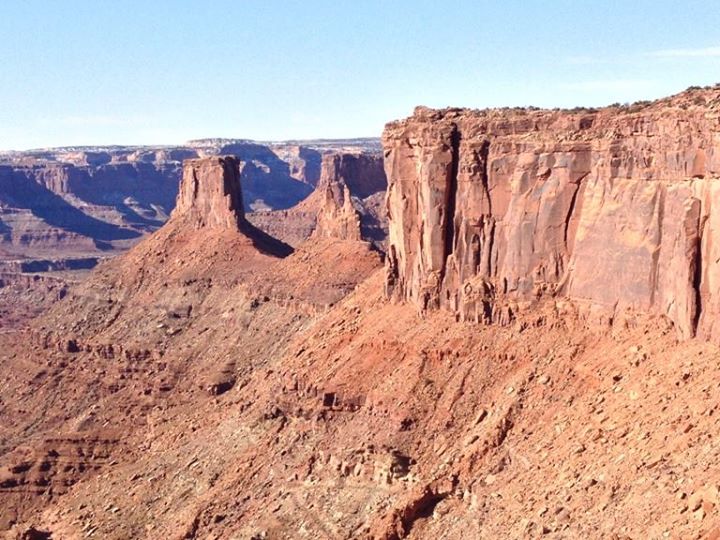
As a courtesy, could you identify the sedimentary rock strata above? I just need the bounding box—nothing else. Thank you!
[383,88,720,340]
[6,88,720,540]
[0,161,176,255]
[0,139,380,262]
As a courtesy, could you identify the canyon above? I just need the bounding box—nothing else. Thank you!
[0,138,381,266]
[2,85,720,539]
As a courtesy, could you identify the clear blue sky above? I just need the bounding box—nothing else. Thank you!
[1,0,718,150]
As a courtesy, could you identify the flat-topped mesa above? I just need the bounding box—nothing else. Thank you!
[383,86,720,341]
[313,153,387,242]
[172,156,245,230]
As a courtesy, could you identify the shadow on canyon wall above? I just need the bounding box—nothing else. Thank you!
[0,166,142,242]
[66,162,180,227]
[221,143,315,210]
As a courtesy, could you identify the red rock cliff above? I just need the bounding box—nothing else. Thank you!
[172,156,245,230]
[383,87,720,341]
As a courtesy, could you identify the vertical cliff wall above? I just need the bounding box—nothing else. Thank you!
[383,88,720,341]
[172,156,245,230]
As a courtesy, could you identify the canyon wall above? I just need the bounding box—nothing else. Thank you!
[383,89,720,341]
[0,139,379,261]
[0,161,178,254]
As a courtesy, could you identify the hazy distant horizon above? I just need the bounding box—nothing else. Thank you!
[0,136,383,154]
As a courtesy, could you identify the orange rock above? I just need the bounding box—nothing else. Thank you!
[383,88,720,341]
[173,156,246,230]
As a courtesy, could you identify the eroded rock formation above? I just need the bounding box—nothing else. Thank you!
[0,139,380,263]
[384,88,720,340]
[7,89,720,540]
[315,154,387,240]
[248,152,388,246]
[172,157,245,230]
[313,153,387,242]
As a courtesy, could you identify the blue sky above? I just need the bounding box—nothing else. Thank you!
[0,0,718,149]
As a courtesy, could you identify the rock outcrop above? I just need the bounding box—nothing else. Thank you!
[312,153,387,242]
[384,86,720,341]
[314,177,361,241]
[172,157,245,230]
[159,156,293,261]
[10,89,720,540]
[247,152,388,246]
[0,139,380,264]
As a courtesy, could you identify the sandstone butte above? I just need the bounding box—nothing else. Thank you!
[0,138,379,263]
[174,157,247,231]
[4,86,720,540]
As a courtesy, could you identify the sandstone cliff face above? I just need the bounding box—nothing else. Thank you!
[172,157,245,230]
[384,88,720,341]
[268,144,322,186]
[165,156,292,259]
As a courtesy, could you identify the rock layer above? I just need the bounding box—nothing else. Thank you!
[383,87,720,341]
[0,139,380,262]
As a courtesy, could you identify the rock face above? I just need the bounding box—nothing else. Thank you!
[172,157,245,230]
[314,171,361,241]
[0,161,178,254]
[10,90,720,540]
[214,143,314,211]
[247,152,388,246]
[268,144,323,186]
[384,87,720,341]
[313,153,388,242]
[166,156,292,259]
